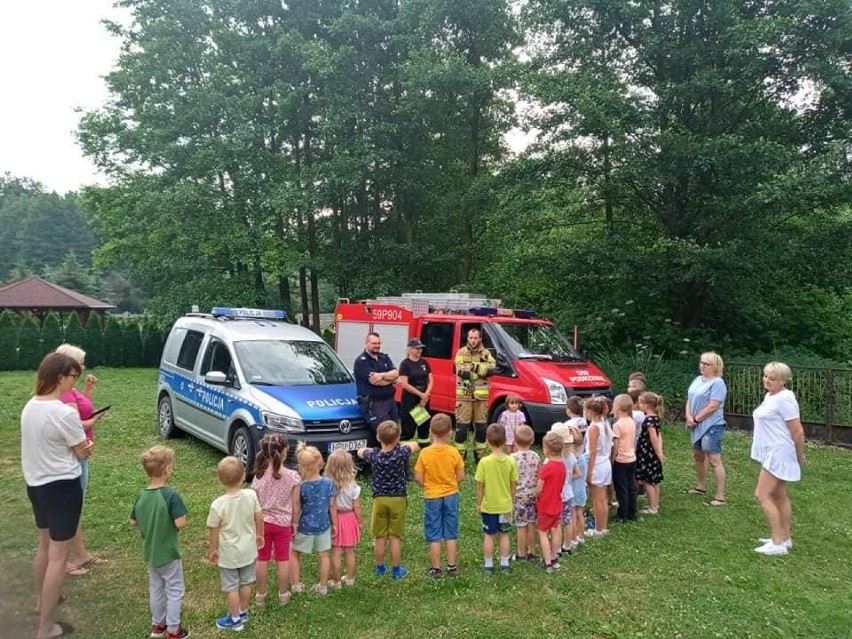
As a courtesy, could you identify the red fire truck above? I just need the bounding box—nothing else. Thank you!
[334,293,612,433]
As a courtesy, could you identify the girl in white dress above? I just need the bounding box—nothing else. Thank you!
[751,362,806,556]
[583,397,613,538]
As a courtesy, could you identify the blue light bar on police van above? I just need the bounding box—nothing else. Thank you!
[514,309,536,319]
[211,307,288,320]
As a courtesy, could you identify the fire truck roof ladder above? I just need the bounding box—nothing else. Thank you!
[368,292,502,317]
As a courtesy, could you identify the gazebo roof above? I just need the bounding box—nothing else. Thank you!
[0,277,114,311]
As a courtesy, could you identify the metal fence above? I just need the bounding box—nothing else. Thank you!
[725,363,852,446]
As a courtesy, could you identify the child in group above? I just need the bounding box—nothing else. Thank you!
[629,389,647,497]
[290,444,337,595]
[567,426,588,547]
[551,423,580,555]
[627,372,646,393]
[583,396,613,538]
[414,414,465,578]
[358,420,419,580]
[251,434,300,606]
[565,395,588,433]
[536,432,567,572]
[637,392,666,515]
[510,424,540,561]
[499,394,526,453]
[325,449,362,588]
[207,457,263,631]
[612,394,638,523]
[474,424,518,575]
[130,446,190,639]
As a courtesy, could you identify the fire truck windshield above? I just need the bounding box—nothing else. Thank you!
[495,323,584,362]
[235,340,353,386]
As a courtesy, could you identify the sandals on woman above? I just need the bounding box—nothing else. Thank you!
[705,498,727,507]
[682,487,706,495]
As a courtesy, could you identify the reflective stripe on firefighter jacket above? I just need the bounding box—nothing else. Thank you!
[454,345,495,401]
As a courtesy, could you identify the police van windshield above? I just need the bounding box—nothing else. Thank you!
[494,323,584,362]
[235,340,353,386]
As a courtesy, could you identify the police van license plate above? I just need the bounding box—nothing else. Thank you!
[329,439,366,453]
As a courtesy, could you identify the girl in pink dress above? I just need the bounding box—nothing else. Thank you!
[325,450,362,588]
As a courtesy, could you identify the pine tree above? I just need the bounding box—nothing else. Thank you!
[41,312,65,357]
[122,317,144,367]
[103,315,125,366]
[17,313,42,370]
[142,322,165,368]
[81,313,105,368]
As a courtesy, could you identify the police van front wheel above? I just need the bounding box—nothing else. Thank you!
[230,425,256,476]
[157,395,181,438]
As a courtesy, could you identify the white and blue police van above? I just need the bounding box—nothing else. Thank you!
[157,307,369,472]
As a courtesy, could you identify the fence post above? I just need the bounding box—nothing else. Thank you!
[826,368,835,445]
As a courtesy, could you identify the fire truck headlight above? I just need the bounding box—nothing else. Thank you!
[543,378,567,405]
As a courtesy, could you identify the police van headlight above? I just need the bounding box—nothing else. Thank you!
[543,378,567,405]
[262,412,305,433]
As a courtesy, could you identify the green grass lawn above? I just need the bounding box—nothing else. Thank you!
[2,368,851,639]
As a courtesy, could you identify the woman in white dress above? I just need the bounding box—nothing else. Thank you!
[751,362,806,556]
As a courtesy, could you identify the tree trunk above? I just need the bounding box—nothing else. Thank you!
[299,266,309,328]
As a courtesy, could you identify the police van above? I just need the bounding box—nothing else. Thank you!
[157,307,369,472]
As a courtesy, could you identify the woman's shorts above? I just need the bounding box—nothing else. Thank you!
[292,529,332,554]
[27,478,83,542]
[257,522,293,562]
[693,423,725,454]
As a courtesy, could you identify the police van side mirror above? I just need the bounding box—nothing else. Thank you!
[205,371,228,385]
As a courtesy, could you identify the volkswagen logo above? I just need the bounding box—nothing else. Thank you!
[338,419,352,434]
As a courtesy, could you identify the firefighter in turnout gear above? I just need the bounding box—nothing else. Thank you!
[454,328,496,459]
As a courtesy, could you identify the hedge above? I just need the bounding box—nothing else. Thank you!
[0,312,168,370]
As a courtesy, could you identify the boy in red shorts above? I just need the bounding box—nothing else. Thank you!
[536,432,567,572]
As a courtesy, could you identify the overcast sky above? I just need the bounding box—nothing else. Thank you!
[0,1,125,194]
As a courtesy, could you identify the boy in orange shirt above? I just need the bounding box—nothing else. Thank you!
[414,414,465,578]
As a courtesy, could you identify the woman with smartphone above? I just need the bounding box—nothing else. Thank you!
[54,344,109,576]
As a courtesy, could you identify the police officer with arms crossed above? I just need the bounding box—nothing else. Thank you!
[454,328,495,460]
[353,332,399,447]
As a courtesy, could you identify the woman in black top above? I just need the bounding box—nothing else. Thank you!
[398,339,434,443]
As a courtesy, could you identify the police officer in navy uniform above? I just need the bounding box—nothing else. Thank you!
[353,332,399,446]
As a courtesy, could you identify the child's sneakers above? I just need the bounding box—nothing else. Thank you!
[151,623,168,638]
[166,627,191,639]
[445,564,459,578]
[427,567,443,579]
[214,614,244,631]
[391,565,409,580]
[254,592,267,606]
[374,564,388,577]
[313,583,328,595]
[329,580,343,590]
[278,592,291,606]
[290,582,305,594]
[341,576,357,587]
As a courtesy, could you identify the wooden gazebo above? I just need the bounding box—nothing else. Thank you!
[0,277,114,324]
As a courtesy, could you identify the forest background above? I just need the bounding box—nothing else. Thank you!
[3,0,852,370]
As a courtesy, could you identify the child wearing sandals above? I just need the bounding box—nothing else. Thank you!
[583,397,613,538]
[291,444,338,596]
[636,392,665,515]
[251,434,300,606]
[325,450,362,588]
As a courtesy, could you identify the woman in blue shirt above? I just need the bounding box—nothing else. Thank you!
[684,352,728,506]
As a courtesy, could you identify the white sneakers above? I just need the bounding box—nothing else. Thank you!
[758,537,793,548]
[754,539,791,556]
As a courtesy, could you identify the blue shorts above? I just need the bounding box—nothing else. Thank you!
[693,423,725,454]
[481,512,512,536]
[424,493,460,542]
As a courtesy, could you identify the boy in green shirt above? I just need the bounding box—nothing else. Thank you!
[474,424,518,575]
[130,446,190,639]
